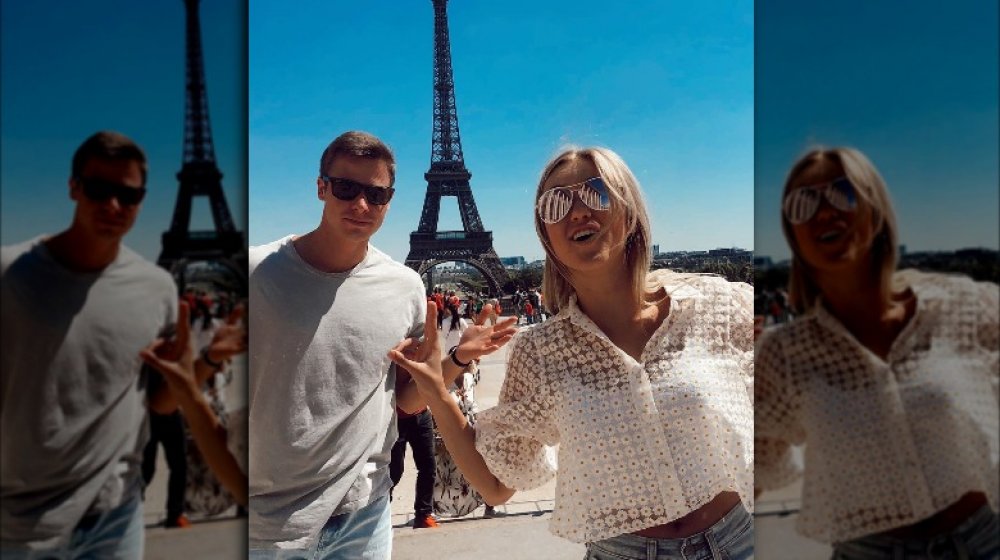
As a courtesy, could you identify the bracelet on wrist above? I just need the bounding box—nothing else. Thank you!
[200,347,224,370]
[448,345,471,367]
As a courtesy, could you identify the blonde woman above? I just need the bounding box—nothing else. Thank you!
[755,147,999,558]
[391,147,754,559]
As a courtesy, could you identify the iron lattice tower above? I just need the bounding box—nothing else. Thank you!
[405,0,509,295]
[158,0,245,274]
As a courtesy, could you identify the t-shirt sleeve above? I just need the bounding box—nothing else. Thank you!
[407,283,428,340]
[754,328,804,490]
[475,332,559,490]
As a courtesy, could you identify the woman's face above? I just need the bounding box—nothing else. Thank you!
[540,158,626,276]
[786,159,877,273]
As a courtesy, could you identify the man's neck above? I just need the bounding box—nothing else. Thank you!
[293,228,368,273]
[44,227,122,273]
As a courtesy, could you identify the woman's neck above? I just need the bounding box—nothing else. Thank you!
[572,268,666,361]
[812,261,913,358]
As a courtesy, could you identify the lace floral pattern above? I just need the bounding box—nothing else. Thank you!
[475,271,754,543]
[755,270,999,543]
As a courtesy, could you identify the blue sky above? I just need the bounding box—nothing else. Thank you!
[755,0,999,261]
[249,1,754,263]
[1,0,246,262]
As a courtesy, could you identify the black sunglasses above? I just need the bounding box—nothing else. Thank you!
[76,176,147,206]
[320,176,395,206]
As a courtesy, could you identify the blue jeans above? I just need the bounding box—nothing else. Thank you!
[250,494,392,560]
[831,505,999,560]
[0,492,144,560]
[584,503,754,560]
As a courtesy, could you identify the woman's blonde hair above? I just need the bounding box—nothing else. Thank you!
[534,147,654,314]
[781,147,899,312]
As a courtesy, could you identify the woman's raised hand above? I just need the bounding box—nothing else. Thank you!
[388,304,445,393]
[456,303,518,363]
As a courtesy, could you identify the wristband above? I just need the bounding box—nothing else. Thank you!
[200,347,224,370]
[448,345,471,368]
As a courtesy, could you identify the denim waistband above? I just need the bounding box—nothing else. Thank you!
[834,505,999,560]
[588,502,753,559]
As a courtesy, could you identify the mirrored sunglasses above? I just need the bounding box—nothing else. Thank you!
[536,177,611,224]
[783,177,857,225]
[321,176,395,206]
[76,177,147,206]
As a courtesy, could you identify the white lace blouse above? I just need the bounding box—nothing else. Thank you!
[474,271,754,543]
[755,270,999,543]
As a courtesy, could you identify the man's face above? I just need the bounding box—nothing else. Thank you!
[70,158,145,240]
[317,154,392,244]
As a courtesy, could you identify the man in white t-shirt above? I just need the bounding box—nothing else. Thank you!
[248,131,514,558]
[1,131,181,558]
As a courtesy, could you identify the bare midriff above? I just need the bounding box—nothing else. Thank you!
[882,492,988,539]
[632,491,742,538]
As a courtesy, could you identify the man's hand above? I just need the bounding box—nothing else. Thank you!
[455,304,517,364]
[388,305,445,395]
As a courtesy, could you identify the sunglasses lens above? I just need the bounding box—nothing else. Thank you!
[363,186,394,205]
[117,187,145,206]
[81,179,112,201]
[582,178,611,211]
[827,178,857,212]
[783,188,820,224]
[80,179,144,206]
[329,178,362,201]
[537,189,573,224]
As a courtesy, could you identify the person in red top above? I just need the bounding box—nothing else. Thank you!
[432,288,445,329]
[389,369,438,528]
[524,301,534,324]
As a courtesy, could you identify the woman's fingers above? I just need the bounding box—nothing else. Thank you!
[476,304,494,326]
[227,303,245,326]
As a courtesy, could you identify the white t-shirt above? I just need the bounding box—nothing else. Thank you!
[248,237,425,549]
[1,238,176,547]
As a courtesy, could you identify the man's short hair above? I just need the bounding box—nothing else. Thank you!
[71,131,148,185]
[319,131,396,187]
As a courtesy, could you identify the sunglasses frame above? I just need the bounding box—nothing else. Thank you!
[783,176,857,225]
[75,176,147,206]
[320,175,395,206]
[536,177,611,225]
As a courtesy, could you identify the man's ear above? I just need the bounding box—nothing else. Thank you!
[317,177,326,201]
[69,177,81,201]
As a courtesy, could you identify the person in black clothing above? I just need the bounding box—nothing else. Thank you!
[389,370,439,529]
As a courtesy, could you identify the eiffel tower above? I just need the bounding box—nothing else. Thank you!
[158,0,245,276]
[405,0,509,296]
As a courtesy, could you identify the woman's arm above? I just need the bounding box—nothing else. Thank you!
[140,302,249,507]
[151,304,247,414]
[157,372,248,507]
[422,383,516,505]
[389,304,518,505]
[396,304,516,415]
